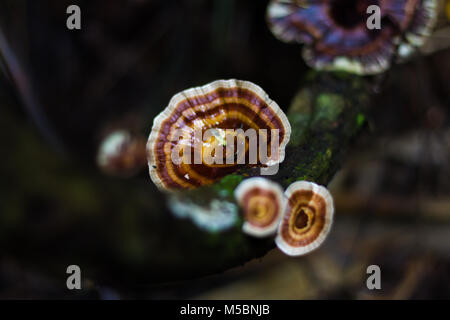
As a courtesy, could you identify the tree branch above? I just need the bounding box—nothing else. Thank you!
[0,72,370,286]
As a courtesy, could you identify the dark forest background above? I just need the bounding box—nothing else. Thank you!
[0,0,449,299]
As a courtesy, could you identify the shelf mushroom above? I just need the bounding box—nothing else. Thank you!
[267,0,438,74]
[276,181,334,256]
[147,79,291,191]
[234,177,286,237]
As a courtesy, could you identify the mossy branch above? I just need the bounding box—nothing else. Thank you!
[156,72,370,283]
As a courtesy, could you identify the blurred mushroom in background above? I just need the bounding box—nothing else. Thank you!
[267,0,439,74]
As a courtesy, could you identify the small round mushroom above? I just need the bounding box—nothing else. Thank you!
[97,129,147,177]
[147,79,291,191]
[234,177,285,237]
[267,0,438,74]
[276,181,334,256]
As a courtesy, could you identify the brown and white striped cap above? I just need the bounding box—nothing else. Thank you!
[276,181,334,256]
[147,79,291,191]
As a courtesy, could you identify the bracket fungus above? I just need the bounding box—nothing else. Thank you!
[97,129,147,177]
[267,0,438,74]
[234,177,286,237]
[276,181,334,256]
[147,79,291,191]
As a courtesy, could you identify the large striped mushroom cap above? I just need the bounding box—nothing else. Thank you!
[147,80,291,191]
[234,177,286,237]
[276,181,334,256]
[267,0,438,74]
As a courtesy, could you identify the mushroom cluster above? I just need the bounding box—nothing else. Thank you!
[234,178,334,256]
[147,79,334,256]
[267,0,438,74]
[147,79,291,191]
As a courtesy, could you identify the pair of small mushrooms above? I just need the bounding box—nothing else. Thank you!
[146,79,333,256]
[235,178,334,257]
[267,0,438,75]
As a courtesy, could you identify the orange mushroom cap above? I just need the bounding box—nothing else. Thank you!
[276,181,334,256]
[235,177,285,237]
[147,80,291,191]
